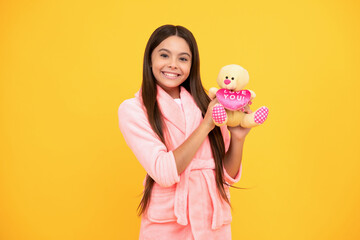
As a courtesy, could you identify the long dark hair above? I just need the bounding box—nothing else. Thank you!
[138,24,230,216]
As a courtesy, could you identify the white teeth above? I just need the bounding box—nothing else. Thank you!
[163,72,178,77]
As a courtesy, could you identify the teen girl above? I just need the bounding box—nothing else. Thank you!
[118,24,252,240]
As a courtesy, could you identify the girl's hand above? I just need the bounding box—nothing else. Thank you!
[228,105,252,141]
[201,98,219,131]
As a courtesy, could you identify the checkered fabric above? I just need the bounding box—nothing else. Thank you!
[212,104,227,124]
[254,107,269,124]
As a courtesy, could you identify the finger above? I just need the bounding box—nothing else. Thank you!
[244,105,252,114]
[209,98,219,108]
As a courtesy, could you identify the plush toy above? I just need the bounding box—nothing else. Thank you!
[208,64,269,128]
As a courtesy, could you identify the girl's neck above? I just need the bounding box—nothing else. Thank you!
[158,85,180,99]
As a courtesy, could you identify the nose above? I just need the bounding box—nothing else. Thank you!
[168,58,178,69]
[168,63,177,69]
[224,79,231,85]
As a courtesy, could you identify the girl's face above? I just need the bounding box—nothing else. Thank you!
[151,36,192,98]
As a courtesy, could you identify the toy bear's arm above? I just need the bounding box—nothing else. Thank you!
[249,89,256,100]
[209,87,219,100]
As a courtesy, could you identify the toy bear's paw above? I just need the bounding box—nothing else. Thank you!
[212,104,227,126]
[254,106,269,124]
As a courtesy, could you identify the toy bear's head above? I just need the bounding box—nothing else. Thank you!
[216,64,249,91]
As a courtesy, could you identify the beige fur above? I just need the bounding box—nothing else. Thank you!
[210,64,268,128]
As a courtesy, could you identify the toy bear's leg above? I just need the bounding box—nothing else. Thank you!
[212,104,228,126]
[241,106,269,128]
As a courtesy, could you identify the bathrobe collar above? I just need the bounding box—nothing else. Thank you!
[135,84,202,137]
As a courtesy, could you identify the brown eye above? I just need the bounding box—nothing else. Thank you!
[225,76,228,79]
[231,77,234,80]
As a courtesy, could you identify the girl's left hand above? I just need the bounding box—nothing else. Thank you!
[228,105,252,140]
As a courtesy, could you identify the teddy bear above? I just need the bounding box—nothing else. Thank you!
[208,64,269,128]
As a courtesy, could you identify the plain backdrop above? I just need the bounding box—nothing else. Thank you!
[1,0,359,239]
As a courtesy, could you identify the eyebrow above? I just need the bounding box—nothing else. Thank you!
[158,48,191,58]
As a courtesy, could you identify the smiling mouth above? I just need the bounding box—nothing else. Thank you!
[162,71,180,79]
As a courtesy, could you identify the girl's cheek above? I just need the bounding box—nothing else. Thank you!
[180,61,191,68]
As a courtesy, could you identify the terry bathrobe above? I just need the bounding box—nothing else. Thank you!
[118,85,242,240]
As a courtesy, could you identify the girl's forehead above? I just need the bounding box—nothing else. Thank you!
[155,36,191,55]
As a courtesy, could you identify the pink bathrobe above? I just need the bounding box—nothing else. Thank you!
[118,85,242,240]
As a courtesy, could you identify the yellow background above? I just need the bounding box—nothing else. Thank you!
[1,0,359,239]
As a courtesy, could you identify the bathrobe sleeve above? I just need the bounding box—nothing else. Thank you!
[118,99,180,187]
[220,125,242,185]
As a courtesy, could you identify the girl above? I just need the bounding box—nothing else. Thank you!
[118,25,251,240]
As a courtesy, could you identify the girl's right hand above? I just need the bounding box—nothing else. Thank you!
[202,98,219,131]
